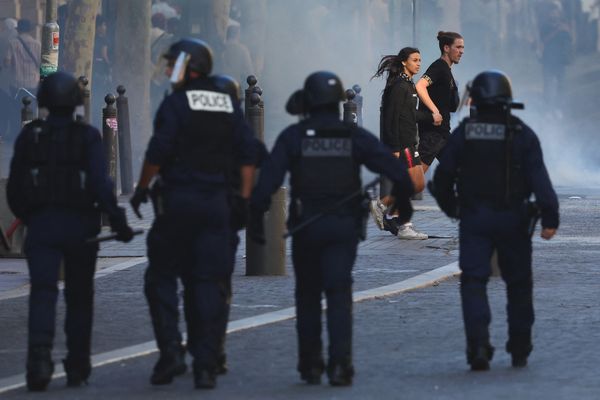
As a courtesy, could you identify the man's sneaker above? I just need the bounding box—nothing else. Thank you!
[396,222,428,240]
[382,215,400,236]
[369,200,386,230]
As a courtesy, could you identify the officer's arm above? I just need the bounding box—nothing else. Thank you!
[231,107,257,199]
[250,131,292,213]
[137,98,181,190]
[429,129,463,218]
[526,133,559,232]
[6,132,29,220]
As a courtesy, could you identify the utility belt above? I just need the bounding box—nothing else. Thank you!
[291,196,359,220]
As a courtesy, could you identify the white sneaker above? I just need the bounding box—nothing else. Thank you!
[396,222,428,240]
[369,200,386,230]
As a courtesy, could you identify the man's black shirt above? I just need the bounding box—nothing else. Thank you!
[418,58,459,135]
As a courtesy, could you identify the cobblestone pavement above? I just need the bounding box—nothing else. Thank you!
[0,188,598,399]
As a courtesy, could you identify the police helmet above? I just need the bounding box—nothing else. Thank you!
[470,70,513,107]
[163,38,213,76]
[211,74,241,103]
[37,71,83,109]
[303,71,345,110]
[285,89,305,116]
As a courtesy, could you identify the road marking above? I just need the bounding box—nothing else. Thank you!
[0,261,459,394]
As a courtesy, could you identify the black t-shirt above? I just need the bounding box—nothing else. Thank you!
[417,58,459,135]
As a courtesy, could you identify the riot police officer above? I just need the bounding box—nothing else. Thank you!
[429,70,559,371]
[6,71,134,391]
[249,71,415,386]
[129,39,256,389]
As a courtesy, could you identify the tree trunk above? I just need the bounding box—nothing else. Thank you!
[60,0,100,79]
[113,0,151,170]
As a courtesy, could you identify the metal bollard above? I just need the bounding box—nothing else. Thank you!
[21,96,34,127]
[343,89,358,125]
[116,85,133,195]
[101,94,118,227]
[352,84,363,126]
[245,77,286,276]
[244,75,257,113]
[78,76,91,123]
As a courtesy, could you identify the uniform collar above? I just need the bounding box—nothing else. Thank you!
[46,114,74,127]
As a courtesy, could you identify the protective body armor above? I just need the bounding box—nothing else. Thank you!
[457,118,526,207]
[173,85,234,174]
[292,123,360,202]
[21,120,95,211]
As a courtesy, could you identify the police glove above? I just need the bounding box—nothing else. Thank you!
[231,195,249,231]
[110,207,135,243]
[247,207,266,245]
[130,186,150,219]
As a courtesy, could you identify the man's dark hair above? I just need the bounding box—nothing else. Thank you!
[437,31,462,54]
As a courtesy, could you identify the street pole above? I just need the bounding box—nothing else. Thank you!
[412,0,417,47]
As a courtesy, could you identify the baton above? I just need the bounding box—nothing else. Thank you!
[86,229,144,243]
[283,177,380,239]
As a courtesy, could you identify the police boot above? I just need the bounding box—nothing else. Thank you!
[506,337,533,368]
[26,347,54,392]
[193,360,216,389]
[326,359,354,387]
[62,357,91,387]
[467,343,495,371]
[298,358,325,385]
[150,342,187,385]
[216,353,228,375]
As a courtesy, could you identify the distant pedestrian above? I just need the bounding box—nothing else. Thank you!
[221,24,254,88]
[416,31,464,172]
[149,13,173,114]
[7,72,134,391]
[0,18,17,139]
[371,46,439,240]
[4,19,40,140]
[91,15,112,127]
[429,70,559,371]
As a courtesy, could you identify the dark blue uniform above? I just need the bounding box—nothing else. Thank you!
[7,114,128,371]
[251,111,414,377]
[143,77,256,373]
[433,114,559,361]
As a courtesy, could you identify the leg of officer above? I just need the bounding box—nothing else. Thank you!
[459,212,495,369]
[61,240,98,386]
[144,219,186,385]
[292,234,324,383]
[321,222,357,386]
[24,228,62,390]
[185,226,231,389]
[497,228,534,367]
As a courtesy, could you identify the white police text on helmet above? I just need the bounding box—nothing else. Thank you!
[186,90,234,113]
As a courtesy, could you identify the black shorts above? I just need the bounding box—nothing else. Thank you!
[380,146,421,197]
[419,130,449,166]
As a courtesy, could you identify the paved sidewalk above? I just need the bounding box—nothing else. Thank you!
[0,192,455,300]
